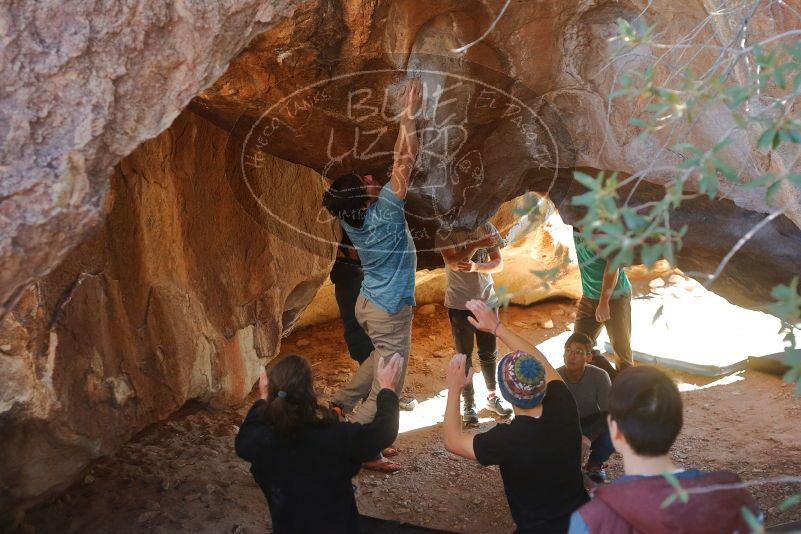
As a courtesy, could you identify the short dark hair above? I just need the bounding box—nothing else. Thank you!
[322,173,367,228]
[564,332,594,352]
[609,366,683,456]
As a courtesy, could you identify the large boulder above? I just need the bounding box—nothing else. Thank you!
[0,111,335,522]
[0,0,304,316]
[2,0,801,523]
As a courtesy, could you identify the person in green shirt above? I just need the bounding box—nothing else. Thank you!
[572,229,633,375]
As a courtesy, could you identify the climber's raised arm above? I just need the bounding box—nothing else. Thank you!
[389,78,422,200]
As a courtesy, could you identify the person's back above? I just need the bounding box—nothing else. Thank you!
[569,366,760,534]
[473,379,588,532]
[442,301,588,534]
[576,468,758,534]
[244,420,366,532]
[341,184,416,315]
[236,354,402,533]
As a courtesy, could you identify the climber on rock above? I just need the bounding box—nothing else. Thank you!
[322,77,423,472]
[436,222,512,426]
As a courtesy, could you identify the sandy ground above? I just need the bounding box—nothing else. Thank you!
[20,293,801,533]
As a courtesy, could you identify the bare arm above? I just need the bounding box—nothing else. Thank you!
[595,261,619,322]
[442,354,477,460]
[466,247,503,274]
[465,300,563,384]
[440,242,482,268]
[440,234,499,269]
[389,79,422,200]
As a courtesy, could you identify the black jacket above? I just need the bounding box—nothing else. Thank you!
[235,389,399,533]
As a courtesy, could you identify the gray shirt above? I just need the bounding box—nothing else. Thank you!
[556,364,611,420]
[435,223,501,310]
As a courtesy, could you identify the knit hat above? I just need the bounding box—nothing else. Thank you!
[497,351,547,409]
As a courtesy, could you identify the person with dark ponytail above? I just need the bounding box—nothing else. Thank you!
[235,353,403,533]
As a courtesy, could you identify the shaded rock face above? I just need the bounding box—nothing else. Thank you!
[191,0,801,299]
[0,111,335,521]
[0,0,304,316]
[2,0,801,523]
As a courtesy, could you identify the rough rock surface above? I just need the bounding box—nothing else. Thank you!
[2,0,801,523]
[0,0,303,316]
[0,111,335,522]
[191,0,801,303]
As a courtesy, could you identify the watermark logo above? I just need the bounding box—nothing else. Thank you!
[220,54,574,258]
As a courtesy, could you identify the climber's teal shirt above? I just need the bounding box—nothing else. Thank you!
[342,186,416,314]
[573,231,630,300]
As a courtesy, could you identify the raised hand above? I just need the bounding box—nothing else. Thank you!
[475,233,499,248]
[376,352,403,390]
[456,260,477,272]
[259,367,269,400]
[402,78,423,117]
[446,354,474,392]
[465,300,500,333]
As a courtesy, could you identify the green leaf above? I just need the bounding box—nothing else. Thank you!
[787,173,801,187]
[712,137,732,153]
[740,506,762,532]
[779,494,801,511]
[742,174,776,189]
[661,493,678,509]
[673,143,703,155]
[661,471,689,505]
[766,180,782,205]
[641,243,662,267]
[573,171,598,189]
[757,128,777,151]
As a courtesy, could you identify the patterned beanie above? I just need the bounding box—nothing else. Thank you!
[497,350,547,409]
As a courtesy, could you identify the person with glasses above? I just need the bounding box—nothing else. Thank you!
[321,78,423,472]
[556,332,613,484]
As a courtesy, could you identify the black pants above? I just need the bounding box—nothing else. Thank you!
[330,260,374,364]
[447,308,498,397]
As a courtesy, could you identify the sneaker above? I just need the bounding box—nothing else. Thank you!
[462,404,479,427]
[485,395,512,417]
[585,461,607,484]
[399,396,418,411]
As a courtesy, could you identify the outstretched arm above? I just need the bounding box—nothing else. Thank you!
[389,79,422,200]
[346,354,403,463]
[595,261,619,322]
[442,354,477,460]
[457,246,503,274]
[465,300,563,384]
[439,233,499,268]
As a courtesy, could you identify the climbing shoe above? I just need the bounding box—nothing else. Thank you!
[485,395,512,417]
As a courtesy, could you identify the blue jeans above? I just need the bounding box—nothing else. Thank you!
[589,427,614,464]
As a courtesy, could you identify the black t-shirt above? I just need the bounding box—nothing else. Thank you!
[473,381,588,534]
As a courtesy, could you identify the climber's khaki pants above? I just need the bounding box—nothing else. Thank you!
[333,294,412,424]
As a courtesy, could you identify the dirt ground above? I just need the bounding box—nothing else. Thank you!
[20,295,801,533]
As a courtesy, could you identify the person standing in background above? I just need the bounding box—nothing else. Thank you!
[572,228,633,379]
[436,223,512,425]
